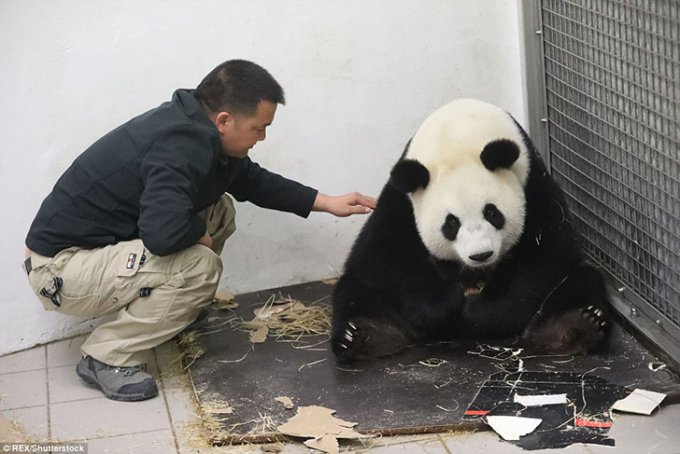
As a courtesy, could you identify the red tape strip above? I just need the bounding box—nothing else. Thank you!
[464,410,490,416]
[575,418,613,428]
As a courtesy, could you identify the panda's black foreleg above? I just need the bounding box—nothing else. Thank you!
[523,263,611,354]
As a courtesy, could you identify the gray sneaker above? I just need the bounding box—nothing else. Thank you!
[76,356,158,402]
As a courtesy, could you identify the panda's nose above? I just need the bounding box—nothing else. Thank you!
[469,251,493,262]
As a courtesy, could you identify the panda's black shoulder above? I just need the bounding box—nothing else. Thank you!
[344,177,427,269]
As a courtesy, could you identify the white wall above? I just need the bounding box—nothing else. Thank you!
[0,0,524,355]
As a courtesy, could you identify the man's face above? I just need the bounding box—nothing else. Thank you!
[216,100,277,158]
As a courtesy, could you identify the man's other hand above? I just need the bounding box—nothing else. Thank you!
[197,231,213,248]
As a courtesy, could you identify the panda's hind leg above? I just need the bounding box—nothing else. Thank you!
[332,317,411,363]
[525,264,611,355]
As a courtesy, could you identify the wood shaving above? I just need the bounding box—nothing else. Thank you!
[241,294,331,344]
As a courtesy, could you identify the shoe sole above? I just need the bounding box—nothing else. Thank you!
[76,360,158,402]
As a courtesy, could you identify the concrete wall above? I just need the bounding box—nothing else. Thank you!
[0,0,524,355]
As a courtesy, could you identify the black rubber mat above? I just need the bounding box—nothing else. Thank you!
[185,280,680,444]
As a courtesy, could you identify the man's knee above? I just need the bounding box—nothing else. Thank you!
[181,245,223,287]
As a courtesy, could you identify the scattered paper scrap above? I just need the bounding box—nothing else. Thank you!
[304,434,339,453]
[612,389,666,415]
[214,290,235,302]
[514,393,568,407]
[248,321,269,343]
[277,405,369,454]
[213,290,238,309]
[275,396,295,409]
[486,415,542,441]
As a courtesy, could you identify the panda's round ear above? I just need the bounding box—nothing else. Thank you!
[480,139,520,171]
[390,159,430,193]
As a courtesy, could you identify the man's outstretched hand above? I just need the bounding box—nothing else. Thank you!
[313,192,377,217]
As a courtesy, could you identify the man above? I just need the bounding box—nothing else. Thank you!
[24,60,376,402]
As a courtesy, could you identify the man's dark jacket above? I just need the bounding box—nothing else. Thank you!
[26,89,318,257]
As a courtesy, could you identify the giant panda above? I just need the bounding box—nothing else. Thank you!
[331,99,610,362]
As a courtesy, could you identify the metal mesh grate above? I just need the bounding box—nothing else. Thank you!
[540,0,680,326]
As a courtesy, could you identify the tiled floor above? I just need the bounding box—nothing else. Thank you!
[2,337,680,453]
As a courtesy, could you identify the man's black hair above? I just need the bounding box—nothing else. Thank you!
[196,59,285,116]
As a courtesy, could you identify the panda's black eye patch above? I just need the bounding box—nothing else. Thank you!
[483,203,505,229]
[442,214,461,240]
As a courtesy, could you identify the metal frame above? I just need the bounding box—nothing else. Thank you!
[521,0,680,364]
[520,0,551,165]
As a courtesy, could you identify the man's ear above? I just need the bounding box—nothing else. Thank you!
[390,159,430,193]
[480,139,520,171]
[213,111,233,134]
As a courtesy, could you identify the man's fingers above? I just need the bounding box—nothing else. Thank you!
[348,192,377,209]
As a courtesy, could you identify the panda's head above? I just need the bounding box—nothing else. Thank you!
[390,99,529,268]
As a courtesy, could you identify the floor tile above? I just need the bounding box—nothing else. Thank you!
[585,404,680,454]
[48,365,103,403]
[46,336,86,368]
[87,429,176,454]
[154,341,199,427]
[0,346,45,374]
[355,435,448,453]
[0,369,47,410]
[163,383,199,427]
[50,395,171,441]
[441,430,591,453]
[1,406,49,442]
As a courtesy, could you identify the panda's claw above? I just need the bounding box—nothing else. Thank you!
[348,321,357,330]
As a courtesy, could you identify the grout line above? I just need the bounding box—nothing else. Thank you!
[58,427,174,444]
[44,346,52,442]
[0,367,48,376]
[153,347,181,454]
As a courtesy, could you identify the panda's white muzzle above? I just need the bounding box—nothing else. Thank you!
[455,224,501,267]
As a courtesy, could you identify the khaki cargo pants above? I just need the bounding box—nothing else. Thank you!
[25,195,236,367]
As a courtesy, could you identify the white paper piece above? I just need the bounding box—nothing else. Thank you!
[486,416,542,441]
[612,389,666,415]
[514,393,568,407]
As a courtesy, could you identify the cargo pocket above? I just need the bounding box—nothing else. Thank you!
[28,264,61,312]
[29,250,104,317]
[112,241,175,307]
[112,242,149,304]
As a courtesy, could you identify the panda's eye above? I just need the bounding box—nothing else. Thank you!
[483,203,505,229]
[442,214,461,240]
[446,214,460,228]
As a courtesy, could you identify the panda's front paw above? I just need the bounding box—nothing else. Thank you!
[581,305,608,337]
[335,321,359,352]
[331,317,410,362]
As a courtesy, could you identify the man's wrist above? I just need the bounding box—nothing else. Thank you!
[312,193,330,212]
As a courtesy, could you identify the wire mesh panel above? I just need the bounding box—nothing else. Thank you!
[538,0,680,330]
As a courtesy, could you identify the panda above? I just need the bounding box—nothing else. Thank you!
[331,99,610,362]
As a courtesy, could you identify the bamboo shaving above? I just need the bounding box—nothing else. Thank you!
[240,294,331,343]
